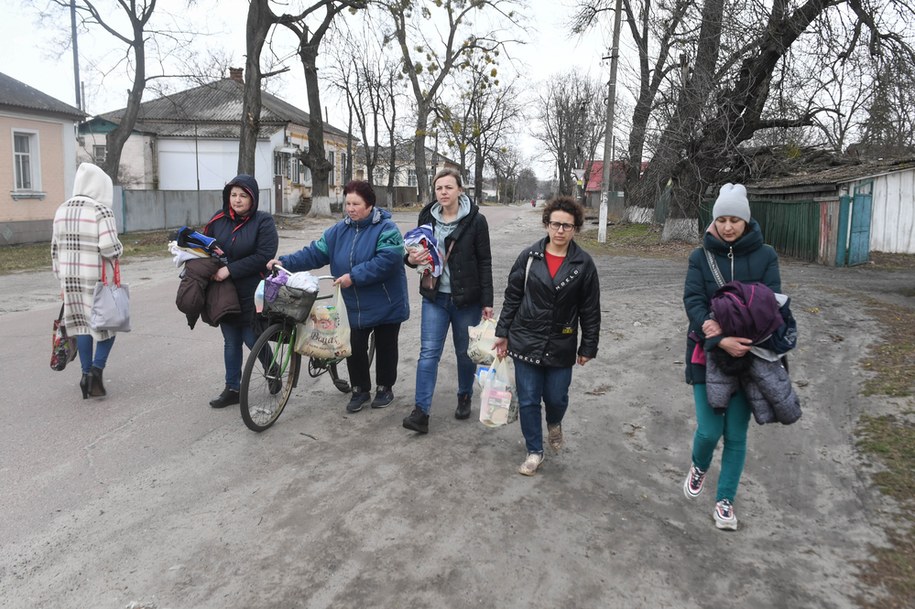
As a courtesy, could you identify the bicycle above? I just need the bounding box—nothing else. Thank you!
[239,268,375,432]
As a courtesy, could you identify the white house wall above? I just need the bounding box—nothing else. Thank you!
[156,138,274,213]
[870,168,915,254]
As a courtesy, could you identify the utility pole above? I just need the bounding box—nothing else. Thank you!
[70,0,81,110]
[597,0,623,243]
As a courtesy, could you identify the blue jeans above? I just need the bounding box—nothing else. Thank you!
[690,384,752,502]
[414,292,482,414]
[514,359,573,455]
[221,322,257,390]
[76,335,115,374]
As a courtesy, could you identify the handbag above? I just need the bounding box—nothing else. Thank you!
[50,304,77,372]
[294,285,351,358]
[90,258,131,332]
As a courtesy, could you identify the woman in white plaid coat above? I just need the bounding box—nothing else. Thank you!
[51,163,124,399]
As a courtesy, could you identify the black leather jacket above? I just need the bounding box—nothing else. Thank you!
[496,237,601,368]
[412,200,493,308]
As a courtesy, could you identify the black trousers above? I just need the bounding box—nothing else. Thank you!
[346,322,401,393]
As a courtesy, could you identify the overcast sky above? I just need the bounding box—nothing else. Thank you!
[2,0,615,178]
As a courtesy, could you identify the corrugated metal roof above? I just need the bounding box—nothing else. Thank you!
[750,157,915,190]
[0,71,85,119]
[96,78,349,139]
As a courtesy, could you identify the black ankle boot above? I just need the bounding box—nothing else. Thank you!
[79,373,91,399]
[89,366,106,397]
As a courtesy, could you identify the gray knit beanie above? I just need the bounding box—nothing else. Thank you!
[712,183,750,222]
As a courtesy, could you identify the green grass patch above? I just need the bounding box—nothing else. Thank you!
[0,229,173,276]
[854,297,915,608]
[859,302,915,398]
[854,414,915,609]
[576,222,696,260]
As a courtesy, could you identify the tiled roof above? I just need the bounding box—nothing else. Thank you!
[96,78,349,139]
[0,72,85,119]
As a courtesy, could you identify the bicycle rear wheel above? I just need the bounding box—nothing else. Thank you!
[240,322,300,432]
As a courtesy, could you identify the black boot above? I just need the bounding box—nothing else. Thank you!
[89,366,106,397]
[402,407,429,434]
[209,386,240,408]
[455,394,472,420]
[79,373,91,399]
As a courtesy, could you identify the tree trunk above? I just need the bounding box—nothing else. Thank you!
[473,146,485,204]
[238,0,271,176]
[414,105,430,203]
[300,44,333,202]
[629,0,725,219]
[103,32,145,185]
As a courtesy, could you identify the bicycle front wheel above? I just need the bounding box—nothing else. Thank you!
[240,322,300,432]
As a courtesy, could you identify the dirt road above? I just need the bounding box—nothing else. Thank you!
[0,204,911,609]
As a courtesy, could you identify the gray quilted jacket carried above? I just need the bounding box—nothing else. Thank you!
[706,353,802,425]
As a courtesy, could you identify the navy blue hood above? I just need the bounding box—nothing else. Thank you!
[222,174,260,214]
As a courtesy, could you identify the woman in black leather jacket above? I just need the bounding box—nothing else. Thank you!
[494,196,601,476]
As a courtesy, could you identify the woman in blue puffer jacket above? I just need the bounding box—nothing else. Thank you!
[269,180,409,413]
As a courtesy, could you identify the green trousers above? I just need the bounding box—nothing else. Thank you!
[690,384,752,502]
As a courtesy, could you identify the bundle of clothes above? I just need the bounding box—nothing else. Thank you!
[705,280,801,425]
[170,226,239,329]
[403,224,445,281]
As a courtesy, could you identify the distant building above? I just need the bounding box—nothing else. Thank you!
[0,72,85,244]
[79,68,352,214]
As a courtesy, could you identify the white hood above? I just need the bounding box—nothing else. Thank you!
[72,162,113,208]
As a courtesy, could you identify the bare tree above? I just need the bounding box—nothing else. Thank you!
[533,71,607,197]
[859,55,915,155]
[279,1,367,208]
[329,24,404,194]
[379,0,521,201]
[43,0,162,184]
[435,49,523,204]
[573,0,695,191]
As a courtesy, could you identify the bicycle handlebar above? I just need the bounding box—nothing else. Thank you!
[272,264,335,283]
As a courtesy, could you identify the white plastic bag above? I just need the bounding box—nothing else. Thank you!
[467,317,498,364]
[294,285,351,358]
[478,357,519,428]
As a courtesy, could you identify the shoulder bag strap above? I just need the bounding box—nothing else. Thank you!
[703,248,726,288]
[523,255,534,291]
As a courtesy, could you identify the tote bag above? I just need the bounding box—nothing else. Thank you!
[294,285,351,359]
[90,259,131,332]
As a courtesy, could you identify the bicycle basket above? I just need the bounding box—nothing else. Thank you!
[264,285,317,322]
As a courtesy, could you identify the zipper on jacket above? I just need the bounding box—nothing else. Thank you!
[728,246,735,281]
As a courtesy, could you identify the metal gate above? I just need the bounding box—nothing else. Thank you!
[835,181,873,266]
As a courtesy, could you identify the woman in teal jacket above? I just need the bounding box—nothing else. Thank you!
[682,183,781,531]
[269,181,409,413]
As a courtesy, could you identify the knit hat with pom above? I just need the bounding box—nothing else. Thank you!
[712,183,750,222]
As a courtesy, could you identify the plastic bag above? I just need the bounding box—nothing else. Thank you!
[478,357,519,428]
[467,317,498,365]
[294,285,352,358]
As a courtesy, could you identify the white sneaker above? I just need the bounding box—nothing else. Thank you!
[518,452,544,476]
[714,499,738,530]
